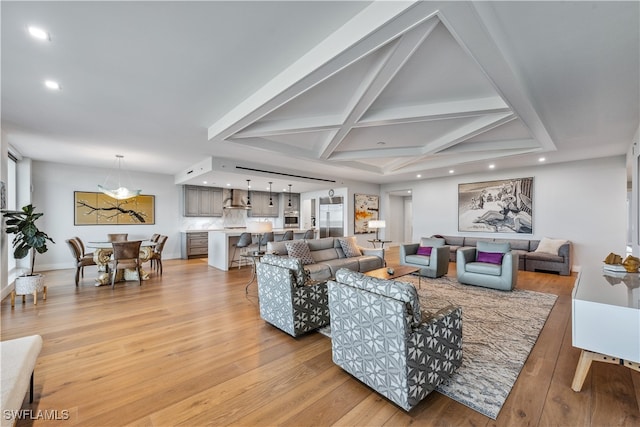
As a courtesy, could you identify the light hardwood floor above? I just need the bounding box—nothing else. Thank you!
[2,248,639,426]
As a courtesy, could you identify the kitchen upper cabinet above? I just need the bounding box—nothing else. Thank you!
[183,185,223,217]
[248,191,279,217]
[283,193,300,211]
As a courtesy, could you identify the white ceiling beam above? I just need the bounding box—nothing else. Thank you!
[382,113,515,172]
[232,115,343,139]
[356,96,511,127]
[319,17,440,160]
[208,1,435,142]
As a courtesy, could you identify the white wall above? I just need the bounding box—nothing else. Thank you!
[32,161,182,271]
[381,156,627,270]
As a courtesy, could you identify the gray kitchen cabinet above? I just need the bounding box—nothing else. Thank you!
[248,191,279,217]
[181,232,208,259]
[183,185,223,217]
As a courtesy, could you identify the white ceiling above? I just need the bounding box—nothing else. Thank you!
[2,1,639,193]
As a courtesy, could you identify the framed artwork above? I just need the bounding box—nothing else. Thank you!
[354,193,379,234]
[74,192,155,225]
[458,177,533,234]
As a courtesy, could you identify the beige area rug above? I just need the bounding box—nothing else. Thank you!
[319,274,557,419]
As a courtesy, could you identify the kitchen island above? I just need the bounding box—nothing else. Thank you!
[208,228,315,271]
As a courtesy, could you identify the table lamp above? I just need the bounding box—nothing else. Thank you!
[368,220,386,241]
[247,221,273,254]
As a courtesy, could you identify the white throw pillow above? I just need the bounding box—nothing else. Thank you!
[535,237,567,255]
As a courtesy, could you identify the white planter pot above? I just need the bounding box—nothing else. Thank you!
[15,274,45,295]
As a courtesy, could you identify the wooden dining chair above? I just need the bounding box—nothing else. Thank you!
[150,235,168,275]
[110,240,142,287]
[66,239,96,286]
[108,233,128,242]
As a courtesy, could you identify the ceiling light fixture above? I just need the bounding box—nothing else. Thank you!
[44,80,60,90]
[268,182,273,207]
[28,26,49,41]
[288,184,292,208]
[98,155,141,200]
[246,180,251,207]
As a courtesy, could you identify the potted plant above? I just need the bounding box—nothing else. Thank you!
[2,204,55,293]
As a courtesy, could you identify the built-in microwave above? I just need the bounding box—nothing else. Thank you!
[284,211,299,228]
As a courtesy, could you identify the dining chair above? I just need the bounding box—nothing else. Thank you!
[110,240,142,287]
[150,235,168,275]
[230,232,253,269]
[108,233,128,242]
[66,239,97,286]
[74,236,94,258]
[279,230,294,241]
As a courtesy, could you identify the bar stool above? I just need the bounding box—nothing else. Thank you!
[230,232,253,269]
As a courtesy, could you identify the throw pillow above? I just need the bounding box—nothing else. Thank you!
[476,251,504,265]
[535,237,567,255]
[337,237,362,258]
[285,241,315,265]
[417,246,432,256]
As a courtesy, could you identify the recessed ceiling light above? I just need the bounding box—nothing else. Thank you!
[28,26,49,41]
[44,80,60,90]
[539,157,546,162]
[416,174,421,178]
[449,169,454,174]
[489,164,495,169]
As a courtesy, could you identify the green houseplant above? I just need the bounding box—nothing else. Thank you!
[2,204,55,278]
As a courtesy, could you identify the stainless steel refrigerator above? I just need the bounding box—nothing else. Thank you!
[319,196,344,238]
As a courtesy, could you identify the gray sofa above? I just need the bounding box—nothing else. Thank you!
[434,235,571,276]
[266,237,384,282]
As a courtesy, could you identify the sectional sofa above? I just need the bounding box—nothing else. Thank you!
[266,236,384,282]
[434,235,571,276]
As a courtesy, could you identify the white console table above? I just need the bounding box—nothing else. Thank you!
[571,265,640,391]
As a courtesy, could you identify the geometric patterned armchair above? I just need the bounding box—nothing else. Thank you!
[256,254,330,337]
[327,269,463,411]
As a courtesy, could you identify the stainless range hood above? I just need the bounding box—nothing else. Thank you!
[223,189,250,209]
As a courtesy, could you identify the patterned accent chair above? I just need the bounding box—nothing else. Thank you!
[256,254,330,337]
[328,269,463,411]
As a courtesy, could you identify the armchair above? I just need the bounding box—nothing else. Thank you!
[400,237,449,278]
[256,254,330,337]
[328,269,463,411]
[456,241,518,291]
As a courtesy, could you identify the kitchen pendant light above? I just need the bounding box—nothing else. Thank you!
[246,180,252,207]
[268,182,273,207]
[98,155,141,200]
[288,184,292,208]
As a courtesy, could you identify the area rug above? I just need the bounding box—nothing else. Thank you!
[318,275,557,419]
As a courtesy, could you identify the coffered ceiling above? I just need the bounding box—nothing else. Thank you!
[2,1,639,192]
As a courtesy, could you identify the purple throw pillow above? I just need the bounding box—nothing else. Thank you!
[417,246,432,256]
[477,251,504,265]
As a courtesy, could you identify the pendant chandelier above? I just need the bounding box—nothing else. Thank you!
[246,179,252,207]
[98,155,141,200]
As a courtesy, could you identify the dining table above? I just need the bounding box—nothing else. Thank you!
[86,240,157,286]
